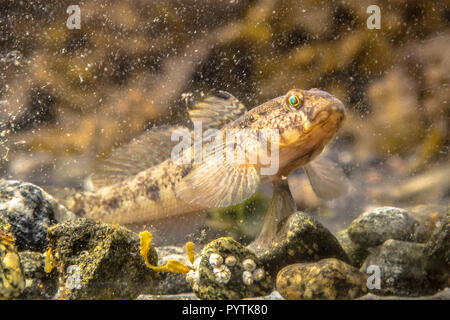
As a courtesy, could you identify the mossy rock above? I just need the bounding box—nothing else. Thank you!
[0,233,25,299]
[424,207,449,288]
[361,240,438,297]
[276,258,368,300]
[347,207,420,247]
[46,218,157,299]
[191,237,273,300]
[250,212,349,277]
[0,180,74,252]
[335,228,369,268]
[18,251,58,299]
[408,204,448,242]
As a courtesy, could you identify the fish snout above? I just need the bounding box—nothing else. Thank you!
[310,98,346,125]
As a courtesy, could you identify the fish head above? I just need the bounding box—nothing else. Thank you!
[274,88,346,174]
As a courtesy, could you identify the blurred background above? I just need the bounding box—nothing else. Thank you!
[0,0,448,241]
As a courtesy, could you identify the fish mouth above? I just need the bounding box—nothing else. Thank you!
[303,102,345,133]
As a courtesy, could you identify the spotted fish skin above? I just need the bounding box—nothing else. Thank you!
[65,88,346,239]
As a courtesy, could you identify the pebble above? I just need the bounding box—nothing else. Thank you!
[276,258,368,299]
[335,228,369,268]
[249,211,350,277]
[190,237,272,300]
[361,239,438,296]
[347,206,420,247]
[18,251,58,299]
[0,180,74,252]
[408,204,448,242]
[423,208,449,287]
[0,231,25,298]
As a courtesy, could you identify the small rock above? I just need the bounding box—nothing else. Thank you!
[361,239,438,297]
[18,251,58,299]
[191,237,272,300]
[348,206,420,247]
[358,287,450,300]
[250,212,349,277]
[46,218,158,299]
[276,258,368,300]
[0,231,25,298]
[424,208,449,287]
[408,204,447,242]
[0,180,74,252]
[335,228,369,268]
[244,290,285,300]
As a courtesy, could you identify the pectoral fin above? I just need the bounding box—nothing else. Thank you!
[176,162,261,208]
[304,156,349,200]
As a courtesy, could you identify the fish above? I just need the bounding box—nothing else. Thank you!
[65,88,347,246]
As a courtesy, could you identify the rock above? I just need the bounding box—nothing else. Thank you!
[360,239,438,297]
[335,228,369,268]
[149,246,193,295]
[408,204,448,242]
[0,230,25,298]
[18,251,58,299]
[358,287,450,300]
[244,290,284,300]
[46,218,158,299]
[348,206,420,247]
[250,212,349,277]
[276,258,368,300]
[189,237,273,300]
[136,293,199,300]
[424,208,449,287]
[0,180,74,252]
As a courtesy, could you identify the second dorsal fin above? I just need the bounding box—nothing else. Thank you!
[88,126,183,190]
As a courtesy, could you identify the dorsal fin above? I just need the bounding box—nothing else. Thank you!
[88,126,183,190]
[188,90,247,131]
[88,91,247,190]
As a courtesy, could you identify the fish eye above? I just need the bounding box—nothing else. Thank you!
[286,92,303,109]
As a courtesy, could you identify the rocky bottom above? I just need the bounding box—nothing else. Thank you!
[0,181,448,300]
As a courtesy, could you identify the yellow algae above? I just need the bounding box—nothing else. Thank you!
[139,231,191,274]
[44,247,57,273]
[186,241,195,265]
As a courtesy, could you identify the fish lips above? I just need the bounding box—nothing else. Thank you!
[304,102,346,133]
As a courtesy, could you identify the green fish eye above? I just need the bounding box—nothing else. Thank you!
[288,95,300,107]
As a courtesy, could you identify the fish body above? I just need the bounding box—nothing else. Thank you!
[66,88,346,244]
